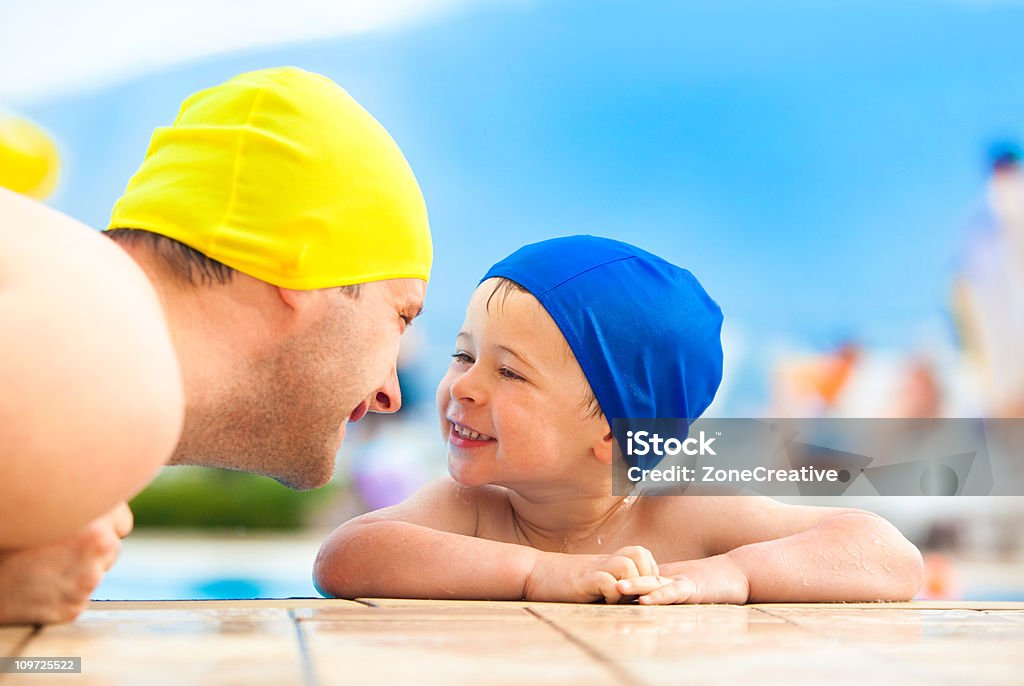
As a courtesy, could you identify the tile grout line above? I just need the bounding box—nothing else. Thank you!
[0,626,42,685]
[524,608,645,686]
[288,609,320,686]
[751,606,961,686]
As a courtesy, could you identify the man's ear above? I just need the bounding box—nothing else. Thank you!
[276,286,306,312]
[592,429,615,466]
[275,286,332,318]
[270,286,326,336]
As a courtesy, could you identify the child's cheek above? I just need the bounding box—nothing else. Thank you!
[435,370,456,439]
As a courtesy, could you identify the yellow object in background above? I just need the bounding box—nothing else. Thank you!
[108,67,432,289]
[0,113,61,199]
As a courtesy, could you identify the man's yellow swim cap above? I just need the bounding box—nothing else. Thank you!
[0,113,61,200]
[108,67,431,289]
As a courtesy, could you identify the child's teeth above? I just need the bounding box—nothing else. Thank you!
[454,424,487,440]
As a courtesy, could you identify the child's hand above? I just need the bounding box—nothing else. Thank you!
[615,554,751,605]
[525,546,660,604]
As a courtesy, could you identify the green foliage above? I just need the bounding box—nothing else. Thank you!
[130,466,337,530]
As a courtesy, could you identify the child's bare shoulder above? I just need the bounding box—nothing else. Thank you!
[640,485,745,520]
[644,488,861,557]
[636,488,731,556]
[358,478,511,538]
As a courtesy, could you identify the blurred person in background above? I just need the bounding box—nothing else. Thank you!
[767,342,944,419]
[1,67,432,623]
[769,342,862,417]
[952,142,1024,417]
[347,330,446,512]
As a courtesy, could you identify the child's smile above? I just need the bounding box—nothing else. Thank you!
[447,418,496,448]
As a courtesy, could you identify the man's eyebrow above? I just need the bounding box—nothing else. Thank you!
[496,344,535,369]
[456,331,471,342]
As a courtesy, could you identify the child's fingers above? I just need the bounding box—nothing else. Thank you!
[612,546,658,578]
[591,572,623,604]
[605,554,640,581]
[637,548,659,578]
[637,578,696,605]
[616,575,672,596]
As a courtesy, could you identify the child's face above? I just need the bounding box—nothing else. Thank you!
[436,279,610,488]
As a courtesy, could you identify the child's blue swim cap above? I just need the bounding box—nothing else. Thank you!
[481,235,723,469]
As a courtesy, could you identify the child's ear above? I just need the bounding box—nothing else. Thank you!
[592,429,615,466]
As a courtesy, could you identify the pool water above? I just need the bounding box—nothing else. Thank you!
[92,533,322,600]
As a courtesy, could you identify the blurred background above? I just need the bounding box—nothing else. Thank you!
[3,0,1024,601]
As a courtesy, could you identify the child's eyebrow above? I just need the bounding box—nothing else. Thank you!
[495,344,536,370]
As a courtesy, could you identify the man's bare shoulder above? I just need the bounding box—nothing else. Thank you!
[0,189,183,547]
[1,188,135,279]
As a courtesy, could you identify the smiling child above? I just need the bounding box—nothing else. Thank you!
[314,236,923,604]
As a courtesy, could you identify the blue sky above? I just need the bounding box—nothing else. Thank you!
[13,0,1024,411]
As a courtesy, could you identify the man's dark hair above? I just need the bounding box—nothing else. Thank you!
[105,228,234,286]
[105,228,361,297]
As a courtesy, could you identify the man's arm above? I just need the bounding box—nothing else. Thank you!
[313,478,658,603]
[621,497,923,604]
[0,189,184,548]
[0,503,132,624]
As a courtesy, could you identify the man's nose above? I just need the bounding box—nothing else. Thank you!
[369,367,403,414]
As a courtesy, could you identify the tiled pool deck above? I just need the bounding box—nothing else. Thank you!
[2,599,1023,684]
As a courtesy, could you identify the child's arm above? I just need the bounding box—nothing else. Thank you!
[618,497,923,604]
[314,478,659,602]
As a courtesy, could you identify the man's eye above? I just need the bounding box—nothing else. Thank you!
[451,352,473,364]
[400,314,413,326]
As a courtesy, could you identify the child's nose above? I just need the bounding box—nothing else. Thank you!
[449,365,485,403]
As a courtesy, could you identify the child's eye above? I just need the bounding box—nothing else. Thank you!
[451,352,474,364]
[499,366,525,381]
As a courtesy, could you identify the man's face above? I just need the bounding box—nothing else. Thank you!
[197,277,426,490]
[435,280,608,490]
